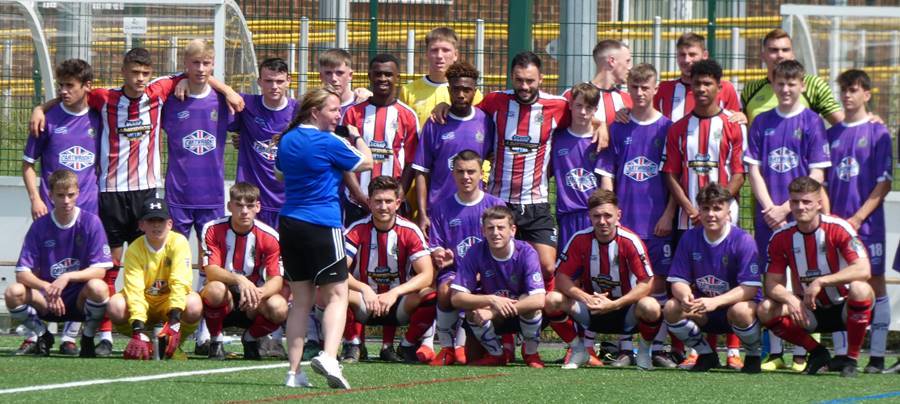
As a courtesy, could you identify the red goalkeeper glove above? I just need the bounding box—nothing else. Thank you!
[124,331,153,360]
[158,322,181,359]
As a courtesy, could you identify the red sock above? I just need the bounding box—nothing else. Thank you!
[248,315,280,339]
[671,335,684,355]
[382,325,397,346]
[638,319,662,342]
[99,318,112,333]
[845,299,872,360]
[765,316,820,351]
[501,333,514,350]
[706,333,718,352]
[404,305,437,343]
[726,333,740,349]
[202,299,231,339]
[100,264,119,334]
[343,309,363,342]
[549,316,577,344]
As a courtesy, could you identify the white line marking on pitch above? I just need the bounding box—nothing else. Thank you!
[0,361,309,395]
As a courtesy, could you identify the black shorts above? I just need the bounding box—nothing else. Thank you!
[586,304,637,334]
[508,203,557,248]
[812,302,846,333]
[223,285,255,329]
[359,299,403,326]
[279,216,348,285]
[99,189,157,248]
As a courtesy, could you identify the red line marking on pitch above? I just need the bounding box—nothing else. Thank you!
[228,372,509,403]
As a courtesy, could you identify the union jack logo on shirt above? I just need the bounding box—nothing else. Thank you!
[253,140,277,161]
[565,168,598,192]
[624,156,659,182]
[50,258,80,279]
[768,147,799,173]
[456,236,481,258]
[58,146,96,171]
[182,130,217,156]
[696,275,729,297]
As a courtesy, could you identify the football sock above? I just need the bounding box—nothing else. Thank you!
[61,321,80,343]
[202,298,231,341]
[82,298,108,338]
[831,331,847,355]
[270,326,284,341]
[383,325,397,348]
[10,305,46,335]
[454,319,467,348]
[651,294,669,351]
[768,333,784,356]
[342,308,363,345]
[706,333,718,352]
[403,305,437,345]
[845,299,872,360]
[584,330,597,350]
[468,319,503,356]
[248,315,281,340]
[436,307,458,348]
[99,331,112,343]
[666,319,712,354]
[501,334,515,355]
[619,335,634,353]
[792,345,807,357]
[195,318,210,344]
[764,316,819,351]
[638,319,662,343]
[671,335,685,355]
[726,333,741,357]
[520,312,543,355]
[732,320,761,356]
[306,310,321,342]
[547,311,577,344]
[870,295,890,357]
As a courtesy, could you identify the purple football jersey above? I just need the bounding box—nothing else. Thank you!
[451,239,546,298]
[15,208,113,292]
[23,104,101,214]
[412,108,494,210]
[552,128,599,215]
[229,94,299,213]
[595,114,672,238]
[162,87,231,208]
[667,223,761,298]
[428,191,506,257]
[827,120,893,239]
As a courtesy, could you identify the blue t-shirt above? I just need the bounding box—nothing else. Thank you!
[276,124,364,227]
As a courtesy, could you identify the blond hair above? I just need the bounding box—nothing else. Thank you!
[184,38,214,60]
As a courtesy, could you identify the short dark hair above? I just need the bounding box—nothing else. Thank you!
[229,182,260,203]
[695,183,732,207]
[676,32,706,50]
[772,60,805,81]
[123,47,152,67]
[482,205,515,226]
[452,149,483,168]
[446,61,480,83]
[837,69,872,91]
[510,51,542,73]
[690,59,723,82]
[369,53,400,70]
[587,189,618,210]
[259,57,289,75]
[788,176,822,194]
[628,63,657,85]
[55,59,93,85]
[569,82,601,108]
[368,175,402,198]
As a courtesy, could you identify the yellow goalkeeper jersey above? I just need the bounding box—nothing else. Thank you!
[399,75,484,129]
[122,231,193,323]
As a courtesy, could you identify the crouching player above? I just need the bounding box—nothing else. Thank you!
[450,206,547,368]
[108,198,202,359]
[664,183,763,373]
[342,176,436,363]
[546,189,661,370]
[200,182,287,360]
[758,177,873,377]
[6,170,112,357]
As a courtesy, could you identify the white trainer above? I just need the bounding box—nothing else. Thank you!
[311,352,351,389]
[562,344,588,370]
[284,370,313,388]
[636,339,653,371]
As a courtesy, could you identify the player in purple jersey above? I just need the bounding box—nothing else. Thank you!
[5,170,112,357]
[450,206,547,368]
[428,151,505,366]
[596,64,678,368]
[23,59,101,219]
[826,70,894,373]
[552,83,600,248]
[163,40,232,239]
[664,183,763,373]
[414,61,494,235]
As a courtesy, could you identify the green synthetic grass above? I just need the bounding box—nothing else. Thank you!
[0,335,899,403]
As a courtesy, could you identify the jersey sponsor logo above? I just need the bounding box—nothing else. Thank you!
[688,154,716,174]
[494,289,511,298]
[177,110,191,120]
[591,273,620,291]
[253,140,277,161]
[119,119,152,139]
[507,134,537,154]
[54,126,68,135]
[565,168,598,192]
[456,236,481,258]
[58,146,96,171]
[369,140,393,161]
[624,156,659,182]
[370,266,399,285]
[146,279,170,296]
[441,131,456,140]
[50,258,80,278]
[768,147,798,173]
[696,275,729,297]
[837,157,860,181]
[182,130,217,156]
[799,269,822,283]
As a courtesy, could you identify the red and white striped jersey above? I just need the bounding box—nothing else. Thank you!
[344,216,430,293]
[766,214,869,307]
[89,75,182,192]
[201,217,283,287]
[654,79,741,122]
[562,84,632,124]
[661,109,747,229]
[556,225,653,298]
[480,90,570,204]
[340,100,419,198]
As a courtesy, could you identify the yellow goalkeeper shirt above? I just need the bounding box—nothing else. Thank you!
[122,231,193,324]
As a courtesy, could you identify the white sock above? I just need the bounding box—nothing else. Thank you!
[769,333,784,356]
[832,331,848,356]
[666,319,712,355]
[583,330,596,350]
[212,333,225,342]
[793,344,808,357]
[421,322,435,348]
[99,331,113,343]
[62,321,81,342]
[619,335,634,353]
[870,296,890,357]
[436,307,458,349]
[82,298,108,338]
[10,305,47,335]
[652,322,669,352]
[271,326,285,341]
[195,318,210,344]
[519,312,543,355]
[468,319,503,356]
[732,320,761,356]
[454,320,467,348]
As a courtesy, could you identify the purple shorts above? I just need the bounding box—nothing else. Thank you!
[859,234,886,276]
[170,206,224,239]
[698,307,732,334]
[557,211,590,250]
[257,209,280,231]
[41,284,86,322]
[644,236,673,276]
[437,267,456,286]
[754,221,774,267]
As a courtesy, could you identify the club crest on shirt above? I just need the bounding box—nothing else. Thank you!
[534,112,544,124]
[710,128,722,143]
[792,128,803,140]
[58,146,96,171]
[624,136,633,145]
[565,168,597,192]
[456,236,480,258]
[837,157,860,181]
[768,147,799,173]
[210,110,218,122]
[857,137,868,147]
[183,130,217,156]
[697,275,728,296]
[624,156,659,182]
[831,139,840,149]
[475,131,485,143]
[50,258,80,278]
[87,128,95,138]
[253,140,277,161]
[146,279,169,296]
[449,218,462,227]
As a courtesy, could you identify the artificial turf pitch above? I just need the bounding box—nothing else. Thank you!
[0,335,898,403]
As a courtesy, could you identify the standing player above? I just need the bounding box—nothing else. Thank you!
[427,150,506,365]
[107,198,203,360]
[413,61,494,234]
[319,48,364,115]
[826,69,893,373]
[758,177,873,377]
[596,63,677,368]
[564,40,632,125]
[200,182,287,360]
[342,176,436,363]
[547,189,661,370]
[5,170,112,357]
[450,206,547,368]
[664,183,763,373]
